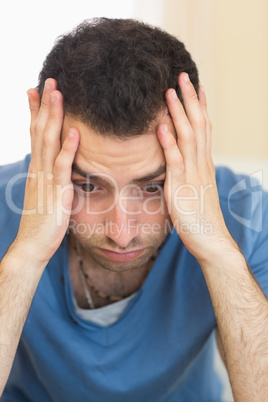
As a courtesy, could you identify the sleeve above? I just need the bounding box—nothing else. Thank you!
[0,155,31,259]
[247,192,268,298]
[216,166,268,298]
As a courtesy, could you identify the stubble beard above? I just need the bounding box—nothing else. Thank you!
[72,230,168,273]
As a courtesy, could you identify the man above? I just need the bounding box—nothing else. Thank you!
[0,18,268,401]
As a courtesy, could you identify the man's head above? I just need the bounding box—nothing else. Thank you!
[37,18,199,138]
[66,117,171,272]
[39,19,199,271]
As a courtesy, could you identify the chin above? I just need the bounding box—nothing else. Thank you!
[88,247,155,273]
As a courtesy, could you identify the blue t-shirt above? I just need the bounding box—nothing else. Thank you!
[1,155,268,402]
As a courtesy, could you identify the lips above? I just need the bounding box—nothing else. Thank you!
[99,248,145,262]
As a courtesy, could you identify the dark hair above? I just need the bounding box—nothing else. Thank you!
[37,18,199,137]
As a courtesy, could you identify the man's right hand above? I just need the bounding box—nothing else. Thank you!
[13,79,80,266]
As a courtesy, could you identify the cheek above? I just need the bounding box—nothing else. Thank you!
[137,210,170,241]
[70,193,105,227]
[140,194,168,217]
[70,193,170,232]
[138,197,170,227]
[71,191,117,217]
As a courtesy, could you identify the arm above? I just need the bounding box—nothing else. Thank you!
[0,80,79,395]
[203,248,268,401]
[0,245,45,394]
[157,73,268,401]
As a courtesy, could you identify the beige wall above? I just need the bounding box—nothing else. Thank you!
[134,0,268,160]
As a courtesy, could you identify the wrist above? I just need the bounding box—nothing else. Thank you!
[198,245,247,278]
[3,239,48,274]
[197,237,244,271]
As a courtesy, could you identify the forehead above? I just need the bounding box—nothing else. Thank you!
[62,115,173,181]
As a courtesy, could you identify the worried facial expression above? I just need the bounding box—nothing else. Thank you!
[62,114,175,272]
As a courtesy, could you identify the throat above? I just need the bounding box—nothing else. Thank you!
[75,289,137,309]
[73,264,149,309]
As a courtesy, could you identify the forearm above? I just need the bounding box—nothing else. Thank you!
[0,243,46,395]
[200,249,268,401]
[157,69,268,399]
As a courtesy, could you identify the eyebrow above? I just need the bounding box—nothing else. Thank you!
[72,162,166,187]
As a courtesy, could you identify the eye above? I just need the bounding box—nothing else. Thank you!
[142,182,164,194]
[74,182,100,194]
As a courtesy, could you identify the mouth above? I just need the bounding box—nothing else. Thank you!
[99,248,145,262]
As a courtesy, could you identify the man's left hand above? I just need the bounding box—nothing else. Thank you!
[157,72,238,263]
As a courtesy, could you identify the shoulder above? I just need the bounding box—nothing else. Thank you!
[0,154,31,257]
[0,154,31,186]
[215,165,267,219]
[0,154,31,207]
[215,165,263,200]
[215,165,268,259]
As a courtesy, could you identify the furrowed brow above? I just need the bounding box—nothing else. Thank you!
[72,163,112,188]
[72,162,166,186]
[131,164,166,184]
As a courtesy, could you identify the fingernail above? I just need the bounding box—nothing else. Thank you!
[50,93,56,103]
[163,124,168,132]
[183,73,189,82]
[45,79,52,90]
[171,90,177,99]
[69,129,76,138]
[199,85,205,92]
[27,91,31,100]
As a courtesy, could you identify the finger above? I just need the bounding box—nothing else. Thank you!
[165,88,197,172]
[34,78,58,134]
[198,85,212,159]
[179,73,206,132]
[179,74,207,165]
[39,79,57,112]
[157,123,184,176]
[54,128,80,186]
[27,88,40,132]
[27,89,40,158]
[41,90,64,171]
[30,79,57,166]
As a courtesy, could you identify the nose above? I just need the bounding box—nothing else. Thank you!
[104,203,138,249]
